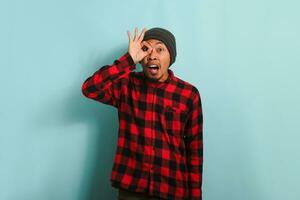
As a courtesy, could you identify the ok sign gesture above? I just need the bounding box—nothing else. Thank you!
[127,27,152,64]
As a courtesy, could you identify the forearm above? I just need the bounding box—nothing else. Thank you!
[187,135,203,199]
[81,52,136,106]
[185,90,203,199]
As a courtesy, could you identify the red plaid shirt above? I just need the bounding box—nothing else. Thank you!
[81,52,203,200]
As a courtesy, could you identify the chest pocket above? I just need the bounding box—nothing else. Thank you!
[160,105,187,138]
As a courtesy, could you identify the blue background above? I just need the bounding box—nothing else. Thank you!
[1,0,299,199]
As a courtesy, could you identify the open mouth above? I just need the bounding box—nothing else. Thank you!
[147,64,159,74]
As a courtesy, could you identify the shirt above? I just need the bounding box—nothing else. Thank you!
[81,52,203,200]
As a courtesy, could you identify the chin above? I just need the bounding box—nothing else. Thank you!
[149,74,164,82]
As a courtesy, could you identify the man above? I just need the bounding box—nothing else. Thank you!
[82,27,203,200]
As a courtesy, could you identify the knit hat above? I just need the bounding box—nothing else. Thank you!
[143,27,177,66]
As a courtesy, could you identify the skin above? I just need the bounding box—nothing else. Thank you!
[127,27,171,82]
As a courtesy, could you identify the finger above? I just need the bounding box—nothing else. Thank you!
[145,45,153,55]
[141,42,153,55]
[133,27,138,41]
[127,30,132,42]
[142,41,152,51]
[138,27,147,42]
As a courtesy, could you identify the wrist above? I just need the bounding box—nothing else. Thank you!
[127,52,137,65]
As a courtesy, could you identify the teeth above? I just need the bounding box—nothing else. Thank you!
[149,64,158,68]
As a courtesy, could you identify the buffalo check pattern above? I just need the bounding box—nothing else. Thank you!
[81,52,203,200]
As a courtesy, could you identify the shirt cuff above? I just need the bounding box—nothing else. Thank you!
[125,52,136,66]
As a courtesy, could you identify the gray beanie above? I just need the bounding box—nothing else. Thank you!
[143,27,177,66]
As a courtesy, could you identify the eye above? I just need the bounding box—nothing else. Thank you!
[157,47,163,52]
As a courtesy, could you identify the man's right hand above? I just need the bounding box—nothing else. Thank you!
[127,27,152,64]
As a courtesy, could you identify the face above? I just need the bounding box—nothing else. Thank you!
[140,39,171,82]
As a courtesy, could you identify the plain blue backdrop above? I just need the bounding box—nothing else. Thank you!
[1,0,299,199]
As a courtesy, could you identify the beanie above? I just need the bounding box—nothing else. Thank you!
[143,27,177,66]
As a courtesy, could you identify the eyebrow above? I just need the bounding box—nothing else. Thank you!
[148,41,166,48]
[154,41,163,45]
[152,41,166,48]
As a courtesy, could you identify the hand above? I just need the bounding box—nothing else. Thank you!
[127,27,152,64]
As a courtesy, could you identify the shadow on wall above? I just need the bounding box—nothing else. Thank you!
[65,46,131,200]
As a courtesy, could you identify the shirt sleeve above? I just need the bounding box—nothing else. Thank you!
[185,89,203,200]
[81,52,136,108]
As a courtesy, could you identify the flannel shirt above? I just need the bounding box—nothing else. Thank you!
[81,52,203,200]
